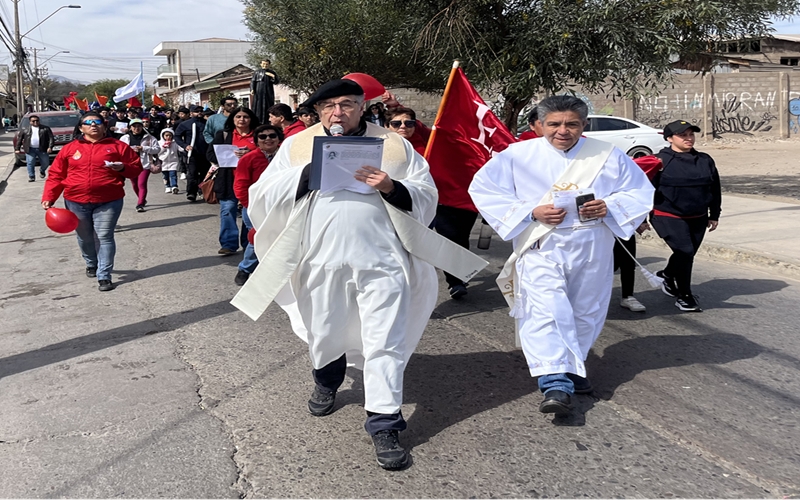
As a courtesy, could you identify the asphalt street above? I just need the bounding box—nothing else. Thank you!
[1,135,798,498]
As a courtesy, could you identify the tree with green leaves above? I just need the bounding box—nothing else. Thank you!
[244,0,800,130]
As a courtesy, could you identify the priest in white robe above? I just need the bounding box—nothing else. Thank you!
[469,95,654,415]
[232,79,486,470]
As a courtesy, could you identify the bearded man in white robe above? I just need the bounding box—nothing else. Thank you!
[469,95,654,415]
[233,79,479,470]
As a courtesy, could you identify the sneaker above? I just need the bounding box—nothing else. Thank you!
[307,386,336,416]
[620,296,646,312]
[449,283,468,299]
[657,270,678,297]
[234,270,250,286]
[675,294,702,312]
[135,205,145,213]
[28,176,35,182]
[217,248,236,255]
[180,172,187,180]
[98,279,114,292]
[86,267,97,278]
[172,187,179,194]
[165,187,172,193]
[186,195,196,203]
[39,171,46,178]
[371,430,409,470]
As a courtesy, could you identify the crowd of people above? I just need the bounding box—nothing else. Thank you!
[36,79,721,471]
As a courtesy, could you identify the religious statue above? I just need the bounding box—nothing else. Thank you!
[250,59,279,123]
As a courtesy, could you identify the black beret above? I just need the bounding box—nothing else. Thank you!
[302,79,364,107]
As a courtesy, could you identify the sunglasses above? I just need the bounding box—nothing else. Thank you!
[389,120,415,128]
[82,119,103,126]
[258,133,279,140]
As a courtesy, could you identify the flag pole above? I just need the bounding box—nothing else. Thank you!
[423,60,460,159]
[140,61,145,106]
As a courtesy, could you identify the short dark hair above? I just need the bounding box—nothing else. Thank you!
[80,111,105,124]
[527,107,539,124]
[29,114,40,122]
[386,107,416,122]
[221,96,238,106]
[537,95,589,122]
[253,124,284,142]
[296,106,316,116]
[224,106,260,131]
[268,103,293,121]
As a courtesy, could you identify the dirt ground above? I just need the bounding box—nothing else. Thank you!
[695,138,800,203]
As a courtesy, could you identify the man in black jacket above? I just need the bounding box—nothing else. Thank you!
[652,120,722,312]
[15,115,55,181]
[174,105,209,202]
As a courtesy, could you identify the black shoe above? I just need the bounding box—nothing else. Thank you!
[86,267,97,278]
[39,172,46,178]
[675,294,702,312]
[98,279,114,292]
[234,270,250,286]
[539,390,572,414]
[307,386,336,416]
[371,430,409,470]
[135,205,145,213]
[567,374,593,394]
[449,283,468,299]
[657,270,678,297]
[186,195,197,202]
[28,176,35,182]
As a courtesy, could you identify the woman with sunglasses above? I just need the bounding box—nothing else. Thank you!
[231,124,283,285]
[206,106,261,255]
[41,111,143,292]
[386,107,430,156]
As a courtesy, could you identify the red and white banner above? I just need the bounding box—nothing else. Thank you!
[424,65,517,211]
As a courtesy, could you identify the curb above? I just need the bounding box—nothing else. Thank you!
[637,232,800,280]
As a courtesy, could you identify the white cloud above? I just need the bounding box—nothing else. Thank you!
[0,0,251,83]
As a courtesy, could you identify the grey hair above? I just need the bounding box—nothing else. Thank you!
[537,95,589,122]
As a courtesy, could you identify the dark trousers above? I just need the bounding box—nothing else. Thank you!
[651,215,708,296]
[613,236,637,298]
[431,204,479,288]
[312,354,407,435]
[186,153,210,197]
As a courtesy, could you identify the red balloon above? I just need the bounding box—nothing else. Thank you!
[45,207,79,234]
[247,228,256,245]
[343,73,386,101]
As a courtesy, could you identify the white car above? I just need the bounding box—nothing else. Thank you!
[583,115,669,158]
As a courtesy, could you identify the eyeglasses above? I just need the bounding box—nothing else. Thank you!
[82,119,103,126]
[258,133,279,140]
[389,120,416,128]
[318,100,358,114]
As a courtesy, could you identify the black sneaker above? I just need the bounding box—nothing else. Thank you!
[186,195,196,202]
[371,430,409,470]
[449,283,468,299]
[28,176,35,182]
[98,279,114,292]
[135,205,145,213]
[234,270,250,286]
[39,171,46,178]
[675,294,702,312]
[657,270,678,297]
[86,267,97,278]
[307,386,336,416]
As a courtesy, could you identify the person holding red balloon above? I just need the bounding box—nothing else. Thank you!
[41,111,143,292]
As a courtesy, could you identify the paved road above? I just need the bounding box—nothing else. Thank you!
[1,145,799,498]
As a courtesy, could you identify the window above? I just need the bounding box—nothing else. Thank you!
[781,57,799,66]
[592,117,637,131]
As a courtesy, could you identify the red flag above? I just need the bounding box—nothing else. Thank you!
[424,64,517,211]
[94,92,108,106]
[76,98,89,111]
[63,91,79,109]
[128,96,142,108]
[152,94,165,107]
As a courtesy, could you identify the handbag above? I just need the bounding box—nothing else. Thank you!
[199,172,218,204]
[149,156,163,174]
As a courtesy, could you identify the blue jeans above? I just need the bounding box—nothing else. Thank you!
[538,373,575,395]
[26,148,50,178]
[166,170,178,188]
[64,198,124,281]
[219,198,241,251]
[238,208,258,274]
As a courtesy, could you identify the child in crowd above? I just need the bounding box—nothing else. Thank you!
[158,128,183,194]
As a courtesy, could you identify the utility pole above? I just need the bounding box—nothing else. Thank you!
[13,0,25,119]
[29,47,44,112]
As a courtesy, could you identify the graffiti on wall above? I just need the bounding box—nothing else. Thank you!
[712,96,775,136]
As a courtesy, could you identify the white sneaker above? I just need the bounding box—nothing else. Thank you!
[165,187,171,193]
[620,296,646,312]
[180,173,187,180]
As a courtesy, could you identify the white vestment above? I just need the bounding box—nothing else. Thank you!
[469,137,654,378]
[240,123,441,414]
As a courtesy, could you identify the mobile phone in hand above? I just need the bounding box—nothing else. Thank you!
[576,193,596,222]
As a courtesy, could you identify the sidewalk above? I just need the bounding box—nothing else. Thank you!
[639,194,800,278]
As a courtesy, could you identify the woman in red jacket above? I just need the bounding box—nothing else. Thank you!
[41,111,143,291]
[231,124,283,285]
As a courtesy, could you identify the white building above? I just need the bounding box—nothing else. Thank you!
[153,38,253,94]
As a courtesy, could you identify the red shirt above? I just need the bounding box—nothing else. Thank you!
[42,137,143,204]
[233,149,272,207]
[282,120,306,139]
[519,130,540,141]
[232,129,256,151]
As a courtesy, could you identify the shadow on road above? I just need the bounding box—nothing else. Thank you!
[0,299,236,381]
[114,255,239,284]
[722,175,800,200]
[115,214,216,232]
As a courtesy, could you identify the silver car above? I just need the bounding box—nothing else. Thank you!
[583,115,669,158]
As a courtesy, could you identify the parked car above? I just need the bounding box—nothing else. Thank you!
[13,111,82,167]
[583,115,669,158]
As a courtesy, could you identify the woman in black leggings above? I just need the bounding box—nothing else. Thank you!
[651,120,722,312]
